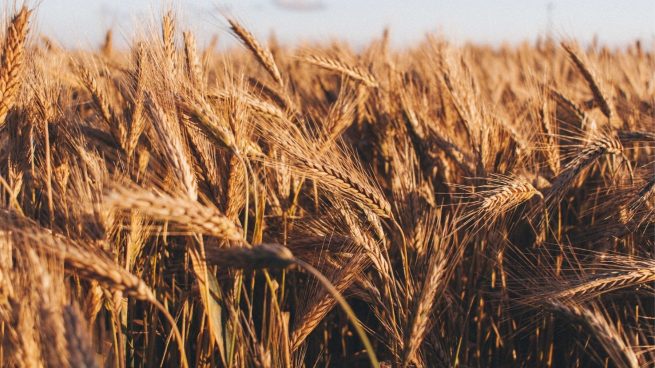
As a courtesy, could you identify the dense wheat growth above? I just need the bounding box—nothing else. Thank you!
[0,5,653,367]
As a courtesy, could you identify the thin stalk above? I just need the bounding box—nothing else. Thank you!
[294,259,380,368]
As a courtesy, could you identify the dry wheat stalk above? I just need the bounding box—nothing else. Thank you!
[475,175,543,219]
[0,8,652,367]
[162,11,177,75]
[551,266,655,301]
[146,93,198,198]
[561,43,613,119]
[618,130,655,143]
[0,210,190,368]
[208,90,290,126]
[301,54,379,88]
[299,159,393,219]
[27,250,68,368]
[228,18,284,87]
[549,88,588,123]
[548,300,638,368]
[290,253,368,351]
[177,96,237,152]
[83,280,104,326]
[126,43,146,158]
[0,6,30,124]
[101,29,113,58]
[63,304,100,368]
[204,243,294,270]
[401,249,448,366]
[183,31,203,87]
[76,63,127,148]
[545,131,624,205]
[105,183,244,241]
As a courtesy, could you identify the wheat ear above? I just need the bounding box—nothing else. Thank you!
[104,183,244,242]
[561,43,613,119]
[0,6,30,124]
[301,54,379,88]
[228,18,284,87]
[548,300,638,368]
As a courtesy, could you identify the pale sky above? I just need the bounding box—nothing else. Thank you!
[29,0,655,50]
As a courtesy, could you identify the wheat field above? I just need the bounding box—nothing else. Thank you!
[0,5,653,368]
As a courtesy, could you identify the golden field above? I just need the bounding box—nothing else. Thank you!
[0,6,653,368]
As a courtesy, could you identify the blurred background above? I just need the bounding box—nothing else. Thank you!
[33,0,655,49]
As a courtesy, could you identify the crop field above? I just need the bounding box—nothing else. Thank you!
[0,5,653,368]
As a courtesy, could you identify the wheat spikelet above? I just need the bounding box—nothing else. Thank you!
[401,251,448,367]
[545,131,623,205]
[552,266,655,301]
[83,280,104,326]
[477,175,543,218]
[105,183,244,242]
[301,158,392,219]
[5,296,43,367]
[0,6,30,125]
[101,29,113,58]
[183,31,202,87]
[460,174,543,231]
[27,250,69,367]
[162,11,177,75]
[339,207,394,281]
[145,93,198,198]
[290,253,368,351]
[548,300,638,368]
[550,87,592,130]
[208,90,290,125]
[126,43,146,158]
[63,304,99,368]
[76,62,126,148]
[561,43,613,119]
[228,18,284,87]
[177,95,237,152]
[538,88,561,174]
[204,243,294,269]
[301,54,379,88]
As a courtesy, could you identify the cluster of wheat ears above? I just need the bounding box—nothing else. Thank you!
[0,5,653,368]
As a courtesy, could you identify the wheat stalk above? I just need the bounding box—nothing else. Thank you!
[204,243,294,269]
[548,300,638,368]
[401,250,448,367]
[298,159,392,219]
[545,131,623,205]
[0,6,30,124]
[289,253,368,351]
[562,43,613,119]
[162,11,177,75]
[104,183,244,242]
[0,210,190,368]
[64,304,100,368]
[551,266,655,301]
[228,18,284,87]
[183,31,203,87]
[301,54,379,88]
